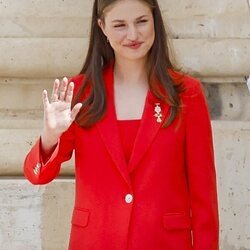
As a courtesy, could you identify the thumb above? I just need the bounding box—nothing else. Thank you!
[71,103,83,121]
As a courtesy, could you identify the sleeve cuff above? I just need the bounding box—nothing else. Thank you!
[38,136,60,167]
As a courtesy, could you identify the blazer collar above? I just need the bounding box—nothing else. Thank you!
[96,64,170,188]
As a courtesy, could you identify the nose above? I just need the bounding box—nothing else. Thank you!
[126,25,138,41]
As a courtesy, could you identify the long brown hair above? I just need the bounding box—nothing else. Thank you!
[73,0,183,128]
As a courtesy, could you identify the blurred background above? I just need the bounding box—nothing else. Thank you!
[0,0,250,249]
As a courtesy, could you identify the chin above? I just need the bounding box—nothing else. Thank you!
[120,50,149,61]
[118,55,143,61]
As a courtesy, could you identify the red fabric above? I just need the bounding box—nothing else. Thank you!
[23,64,219,250]
[117,119,141,164]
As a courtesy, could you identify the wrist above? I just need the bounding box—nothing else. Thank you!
[41,130,61,152]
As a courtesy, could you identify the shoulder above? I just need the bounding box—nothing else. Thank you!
[181,75,204,98]
[168,69,204,98]
[70,74,85,83]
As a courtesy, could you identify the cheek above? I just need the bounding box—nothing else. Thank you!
[108,30,126,45]
[144,23,155,41]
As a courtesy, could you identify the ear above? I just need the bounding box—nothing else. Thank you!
[98,19,107,36]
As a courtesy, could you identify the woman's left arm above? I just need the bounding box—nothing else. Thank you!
[184,79,219,250]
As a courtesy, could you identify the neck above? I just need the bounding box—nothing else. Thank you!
[113,56,149,85]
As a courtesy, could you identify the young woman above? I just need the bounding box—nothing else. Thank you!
[24,0,219,249]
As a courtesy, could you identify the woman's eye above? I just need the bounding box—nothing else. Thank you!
[114,24,125,28]
[113,20,148,28]
[138,19,148,23]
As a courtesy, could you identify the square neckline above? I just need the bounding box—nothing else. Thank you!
[117,119,141,121]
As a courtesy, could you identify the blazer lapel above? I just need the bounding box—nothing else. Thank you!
[96,64,131,188]
[127,90,170,173]
[96,63,170,186]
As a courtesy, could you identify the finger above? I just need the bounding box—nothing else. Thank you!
[42,89,50,109]
[59,77,68,101]
[71,103,82,121]
[65,82,74,103]
[51,79,60,102]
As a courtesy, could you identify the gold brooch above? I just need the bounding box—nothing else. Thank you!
[154,103,162,123]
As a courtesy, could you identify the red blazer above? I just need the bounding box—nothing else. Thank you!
[24,64,219,250]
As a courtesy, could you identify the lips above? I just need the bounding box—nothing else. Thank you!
[125,42,143,49]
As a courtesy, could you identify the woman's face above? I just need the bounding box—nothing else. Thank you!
[98,0,155,62]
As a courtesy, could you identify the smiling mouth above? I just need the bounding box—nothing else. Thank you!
[125,42,143,49]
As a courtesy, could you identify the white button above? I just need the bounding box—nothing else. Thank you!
[125,194,133,204]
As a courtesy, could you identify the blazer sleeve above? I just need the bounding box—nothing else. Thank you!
[184,79,219,249]
[23,121,75,185]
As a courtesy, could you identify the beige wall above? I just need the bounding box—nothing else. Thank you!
[0,0,250,249]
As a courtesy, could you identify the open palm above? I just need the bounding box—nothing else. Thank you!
[42,77,82,137]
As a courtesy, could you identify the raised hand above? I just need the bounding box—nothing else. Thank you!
[41,77,82,153]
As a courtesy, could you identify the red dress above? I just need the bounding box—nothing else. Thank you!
[117,119,141,165]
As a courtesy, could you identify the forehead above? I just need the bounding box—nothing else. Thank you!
[104,0,152,22]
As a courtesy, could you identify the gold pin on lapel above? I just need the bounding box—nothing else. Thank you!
[154,103,162,123]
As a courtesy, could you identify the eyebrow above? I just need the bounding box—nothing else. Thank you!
[111,15,148,23]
